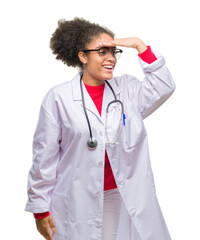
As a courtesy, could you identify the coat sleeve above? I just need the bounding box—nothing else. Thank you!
[126,50,176,119]
[25,90,61,213]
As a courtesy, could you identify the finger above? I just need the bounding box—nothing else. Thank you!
[42,227,53,240]
[48,216,56,232]
[99,39,128,48]
[98,41,116,47]
[111,38,130,47]
[36,219,53,240]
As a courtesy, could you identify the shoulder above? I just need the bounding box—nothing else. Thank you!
[40,74,81,114]
[112,74,141,89]
[113,74,139,83]
[42,73,80,105]
[45,80,71,99]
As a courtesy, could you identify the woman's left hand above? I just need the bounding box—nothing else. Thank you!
[99,37,148,54]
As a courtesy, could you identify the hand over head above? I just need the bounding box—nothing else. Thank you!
[99,37,147,54]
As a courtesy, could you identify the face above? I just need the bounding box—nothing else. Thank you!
[79,33,117,86]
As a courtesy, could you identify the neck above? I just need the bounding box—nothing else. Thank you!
[81,72,105,86]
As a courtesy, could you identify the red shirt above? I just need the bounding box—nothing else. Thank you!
[34,46,157,219]
[83,83,117,191]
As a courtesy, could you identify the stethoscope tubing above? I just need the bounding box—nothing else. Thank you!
[80,78,93,140]
[106,99,124,113]
[80,77,125,149]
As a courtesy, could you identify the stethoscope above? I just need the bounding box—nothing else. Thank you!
[80,77,126,150]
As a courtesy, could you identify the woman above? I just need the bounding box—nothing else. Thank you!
[25,17,175,240]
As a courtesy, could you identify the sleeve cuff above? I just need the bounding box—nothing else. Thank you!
[138,45,157,64]
[33,211,50,220]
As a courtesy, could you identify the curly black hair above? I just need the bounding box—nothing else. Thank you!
[50,17,115,70]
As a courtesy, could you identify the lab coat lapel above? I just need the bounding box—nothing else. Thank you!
[71,73,103,124]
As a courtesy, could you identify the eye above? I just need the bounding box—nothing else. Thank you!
[113,50,120,56]
[98,47,109,56]
[112,49,122,59]
[112,48,118,56]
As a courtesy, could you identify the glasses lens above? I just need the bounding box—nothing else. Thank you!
[98,47,109,56]
[98,47,122,59]
[113,49,122,59]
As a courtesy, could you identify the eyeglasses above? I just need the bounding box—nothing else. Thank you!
[81,47,123,59]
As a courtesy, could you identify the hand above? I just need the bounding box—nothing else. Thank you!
[99,37,148,54]
[36,215,56,240]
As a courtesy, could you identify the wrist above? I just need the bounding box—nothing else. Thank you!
[135,39,148,54]
[138,46,157,64]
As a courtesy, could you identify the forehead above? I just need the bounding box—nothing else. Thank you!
[87,33,113,48]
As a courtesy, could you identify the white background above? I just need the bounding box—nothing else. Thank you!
[0,0,200,239]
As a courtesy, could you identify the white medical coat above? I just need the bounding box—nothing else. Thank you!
[25,51,175,240]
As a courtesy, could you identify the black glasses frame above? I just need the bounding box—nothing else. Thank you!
[81,47,123,58]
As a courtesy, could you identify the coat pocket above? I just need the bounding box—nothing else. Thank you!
[122,113,147,149]
[50,191,71,239]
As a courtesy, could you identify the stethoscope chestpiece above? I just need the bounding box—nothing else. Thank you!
[87,138,98,150]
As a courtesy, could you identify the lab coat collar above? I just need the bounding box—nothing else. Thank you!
[71,72,121,100]
[71,72,121,124]
[71,72,84,101]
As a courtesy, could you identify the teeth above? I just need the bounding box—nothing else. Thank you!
[103,65,113,69]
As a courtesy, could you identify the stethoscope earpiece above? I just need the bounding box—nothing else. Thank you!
[87,138,98,150]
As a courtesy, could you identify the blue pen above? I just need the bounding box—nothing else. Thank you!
[123,113,126,126]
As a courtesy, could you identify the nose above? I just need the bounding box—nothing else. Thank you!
[107,49,116,61]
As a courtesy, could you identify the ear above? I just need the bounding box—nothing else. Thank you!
[78,51,88,65]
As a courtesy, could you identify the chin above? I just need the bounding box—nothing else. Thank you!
[102,72,113,80]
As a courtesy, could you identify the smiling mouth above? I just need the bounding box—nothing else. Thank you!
[102,64,114,71]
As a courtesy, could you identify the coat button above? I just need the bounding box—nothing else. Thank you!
[98,162,103,167]
[96,192,101,197]
[96,223,102,228]
[99,131,104,136]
